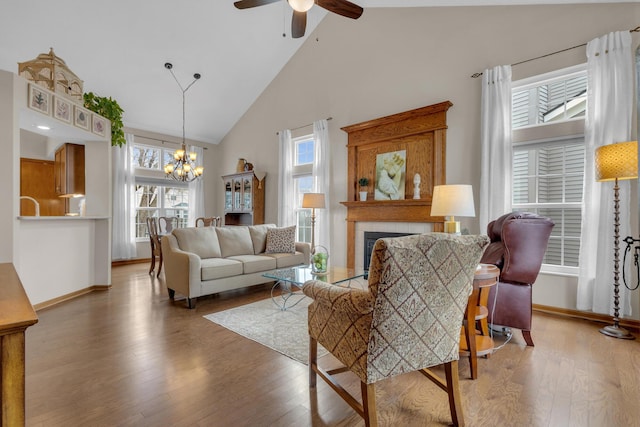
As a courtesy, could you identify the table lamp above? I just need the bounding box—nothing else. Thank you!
[595,140,638,340]
[430,185,476,235]
[302,193,325,250]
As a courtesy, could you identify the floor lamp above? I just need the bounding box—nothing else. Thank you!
[302,193,325,252]
[595,140,638,340]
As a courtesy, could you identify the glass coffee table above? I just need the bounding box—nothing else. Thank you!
[263,266,366,310]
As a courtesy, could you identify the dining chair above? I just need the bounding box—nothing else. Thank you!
[146,217,163,278]
[303,233,490,427]
[158,216,178,234]
[195,216,222,227]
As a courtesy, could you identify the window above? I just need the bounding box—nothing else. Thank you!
[132,143,189,239]
[512,68,587,129]
[511,65,586,271]
[293,135,315,243]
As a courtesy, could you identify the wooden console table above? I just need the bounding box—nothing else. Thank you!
[0,263,38,426]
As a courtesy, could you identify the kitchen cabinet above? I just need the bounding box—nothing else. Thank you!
[55,143,85,197]
[222,171,264,225]
[20,158,65,216]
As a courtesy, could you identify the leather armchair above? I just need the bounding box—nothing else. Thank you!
[480,212,554,346]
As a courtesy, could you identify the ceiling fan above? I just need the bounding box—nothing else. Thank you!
[234,0,363,39]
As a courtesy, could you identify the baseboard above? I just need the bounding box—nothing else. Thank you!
[112,258,149,267]
[533,304,640,332]
[33,285,111,311]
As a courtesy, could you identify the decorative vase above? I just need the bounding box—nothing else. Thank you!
[311,245,329,275]
[236,158,246,173]
[359,191,368,201]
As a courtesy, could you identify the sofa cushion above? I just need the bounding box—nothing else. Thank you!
[248,224,276,255]
[201,258,244,281]
[227,254,277,274]
[265,225,296,254]
[263,251,306,268]
[172,227,221,259]
[215,226,254,258]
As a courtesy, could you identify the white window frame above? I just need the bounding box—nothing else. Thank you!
[292,134,315,243]
[512,64,587,276]
[132,142,189,240]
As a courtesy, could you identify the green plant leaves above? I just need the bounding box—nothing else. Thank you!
[83,92,125,147]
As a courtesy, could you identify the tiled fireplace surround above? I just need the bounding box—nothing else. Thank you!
[355,221,435,272]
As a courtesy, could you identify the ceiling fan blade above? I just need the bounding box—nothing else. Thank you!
[234,0,279,9]
[316,0,363,19]
[291,10,307,39]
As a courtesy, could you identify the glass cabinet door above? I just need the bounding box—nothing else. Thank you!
[243,177,253,211]
[233,178,242,211]
[224,179,233,211]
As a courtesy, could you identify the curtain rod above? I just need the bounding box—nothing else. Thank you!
[130,133,208,149]
[276,117,333,135]
[471,25,640,78]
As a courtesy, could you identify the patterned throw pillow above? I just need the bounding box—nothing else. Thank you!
[265,225,296,254]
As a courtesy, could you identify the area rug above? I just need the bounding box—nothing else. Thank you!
[203,297,328,365]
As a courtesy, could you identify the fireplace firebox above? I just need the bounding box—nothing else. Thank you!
[363,231,416,272]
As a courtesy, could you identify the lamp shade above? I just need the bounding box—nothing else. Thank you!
[430,185,476,217]
[595,141,638,182]
[302,193,325,209]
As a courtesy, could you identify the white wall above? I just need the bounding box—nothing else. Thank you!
[216,4,640,318]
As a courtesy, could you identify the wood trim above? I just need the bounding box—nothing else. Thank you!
[33,285,111,312]
[112,258,149,267]
[533,304,640,332]
[341,102,452,269]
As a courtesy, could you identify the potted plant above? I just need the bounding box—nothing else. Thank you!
[358,177,369,201]
[83,92,125,147]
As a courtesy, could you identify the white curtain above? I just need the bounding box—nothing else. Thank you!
[277,129,295,227]
[479,65,513,233]
[313,119,331,249]
[577,31,634,315]
[112,133,136,260]
[188,145,205,226]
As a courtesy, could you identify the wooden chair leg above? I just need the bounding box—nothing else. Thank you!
[157,251,163,278]
[309,336,317,387]
[444,360,465,427]
[149,251,155,275]
[361,382,377,427]
[463,295,478,380]
[522,330,534,346]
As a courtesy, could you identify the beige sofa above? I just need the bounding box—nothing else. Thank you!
[161,224,310,308]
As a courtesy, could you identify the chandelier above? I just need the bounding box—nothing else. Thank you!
[163,62,204,182]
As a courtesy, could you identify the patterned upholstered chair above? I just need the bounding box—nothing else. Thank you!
[303,233,490,427]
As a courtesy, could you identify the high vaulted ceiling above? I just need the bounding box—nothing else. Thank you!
[0,0,631,145]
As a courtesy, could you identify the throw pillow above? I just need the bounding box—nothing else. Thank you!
[265,225,296,254]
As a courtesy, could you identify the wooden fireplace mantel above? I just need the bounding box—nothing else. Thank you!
[340,101,451,269]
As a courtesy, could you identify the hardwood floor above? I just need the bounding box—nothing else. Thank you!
[25,264,640,426]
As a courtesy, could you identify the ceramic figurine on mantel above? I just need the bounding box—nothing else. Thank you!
[413,173,421,199]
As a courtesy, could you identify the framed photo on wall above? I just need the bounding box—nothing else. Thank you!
[92,115,107,137]
[53,95,72,123]
[74,105,90,131]
[28,83,51,115]
[374,150,406,201]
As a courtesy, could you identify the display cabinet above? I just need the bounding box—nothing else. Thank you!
[222,171,265,225]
